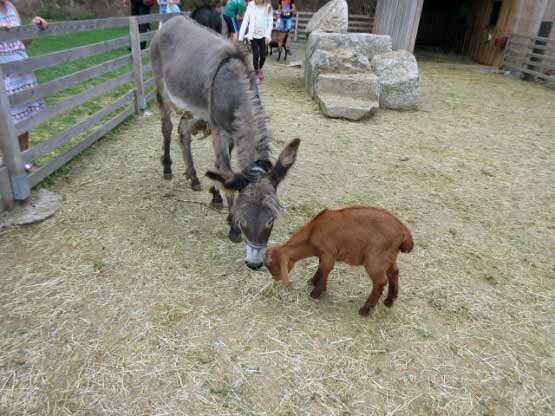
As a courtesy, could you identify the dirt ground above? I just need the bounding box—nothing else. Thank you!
[1,53,555,415]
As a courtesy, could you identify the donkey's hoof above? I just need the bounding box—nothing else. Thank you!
[163,172,173,180]
[384,298,394,308]
[358,306,372,317]
[190,179,202,191]
[229,229,242,243]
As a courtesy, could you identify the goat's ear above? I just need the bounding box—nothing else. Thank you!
[206,170,249,191]
[270,138,300,188]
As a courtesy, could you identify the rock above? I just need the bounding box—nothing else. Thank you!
[371,50,419,110]
[317,94,379,121]
[287,60,303,68]
[0,189,59,229]
[315,73,379,101]
[315,74,380,120]
[305,32,392,97]
[305,0,348,35]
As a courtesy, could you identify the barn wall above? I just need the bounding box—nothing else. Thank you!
[463,0,521,66]
[375,0,424,51]
[512,0,549,36]
[544,0,555,20]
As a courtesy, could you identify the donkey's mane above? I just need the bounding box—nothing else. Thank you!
[207,43,271,173]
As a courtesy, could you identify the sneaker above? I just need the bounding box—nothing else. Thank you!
[255,74,261,85]
[286,48,293,55]
[259,69,264,81]
[24,163,39,173]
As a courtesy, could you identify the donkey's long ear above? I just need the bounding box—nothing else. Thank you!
[206,170,250,191]
[270,138,301,188]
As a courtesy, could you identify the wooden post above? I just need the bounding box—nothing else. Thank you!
[294,12,299,42]
[0,67,30,202]
[129,16,146,114]
[0,166,14,211]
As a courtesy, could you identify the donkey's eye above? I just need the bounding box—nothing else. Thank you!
[266,219,274,228]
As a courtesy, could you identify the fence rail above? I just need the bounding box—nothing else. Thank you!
[0,13,174,211]
[293,11,375,41]
[503,33,555,82]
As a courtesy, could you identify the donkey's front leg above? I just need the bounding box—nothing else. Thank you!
[177,112,201,191]
[225,189,242,243]
[210,128,241,243]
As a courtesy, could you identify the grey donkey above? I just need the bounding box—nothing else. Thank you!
[151,15,301,270]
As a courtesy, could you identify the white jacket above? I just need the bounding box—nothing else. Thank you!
[238,2,273,41]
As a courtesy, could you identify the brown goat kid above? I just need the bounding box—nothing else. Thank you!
[263,206,414,316]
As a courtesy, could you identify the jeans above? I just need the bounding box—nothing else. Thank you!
[278,17,292,32]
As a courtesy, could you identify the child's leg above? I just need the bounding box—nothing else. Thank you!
[258,38,267,69]
[251,39,261,71]
[285,19,293,49]
[18,132,29,152]
[18,132,34,171]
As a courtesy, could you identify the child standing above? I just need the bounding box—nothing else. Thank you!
[158,0,181,15]
[157,0,181,28]
[277,0,295,54]
[238,0,272,84]
[0,1,47,171]
[223,0,246,41]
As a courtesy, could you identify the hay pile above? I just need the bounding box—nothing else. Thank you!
[1,54,554,415]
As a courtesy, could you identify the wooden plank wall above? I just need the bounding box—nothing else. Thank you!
[463,0,520,66]
[375,0,424,52]
[545,0,555,20]
[513,0,549,36]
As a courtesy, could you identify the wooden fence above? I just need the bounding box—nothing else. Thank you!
[0,13,177,212]
[503,33,555,83]
[293,12,376,41]
[0,11,375,211]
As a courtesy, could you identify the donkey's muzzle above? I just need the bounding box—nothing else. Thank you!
[245,261,263,270]
[245,241,266,271]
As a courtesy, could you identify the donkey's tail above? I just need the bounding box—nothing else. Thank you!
[400,227,414,254]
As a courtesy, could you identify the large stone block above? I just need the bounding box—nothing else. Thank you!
[304,32,392,97]
[305,0,348,35]
[371,50,419,110]
[315,73,379,101]
[317,94,379,121]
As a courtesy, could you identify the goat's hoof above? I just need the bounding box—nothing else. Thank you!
[190,179,201,191]
[210,200,224,210]
[163,172,173,180]
[384,298,394,308]
[310,288,323,299]
[358,306,372,317]
[229,229,242,243]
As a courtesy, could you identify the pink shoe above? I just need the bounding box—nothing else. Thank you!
[259,69,265,81]
[255,75,261,85]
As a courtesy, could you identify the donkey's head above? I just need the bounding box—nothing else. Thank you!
[206,138,300,270]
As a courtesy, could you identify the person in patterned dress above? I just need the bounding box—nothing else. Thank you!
[0,1,47,171]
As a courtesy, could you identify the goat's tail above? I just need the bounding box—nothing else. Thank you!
[400,227,414,254]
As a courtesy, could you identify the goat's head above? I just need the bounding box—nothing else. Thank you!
[206,138,300,270]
